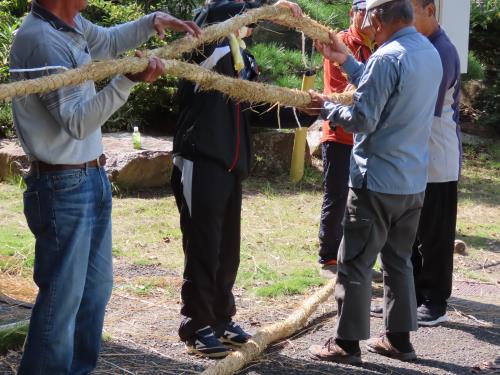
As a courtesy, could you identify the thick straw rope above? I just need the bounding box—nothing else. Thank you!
[201,279,336,375]
[0,6,353,106]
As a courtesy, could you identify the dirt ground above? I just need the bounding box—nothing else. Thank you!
[1,260,498,375]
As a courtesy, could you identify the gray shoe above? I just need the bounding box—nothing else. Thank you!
[370,304,383,318]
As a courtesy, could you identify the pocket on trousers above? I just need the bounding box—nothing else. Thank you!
[23,191,42,237]
[50,170,85,193]
[339,216,373,263]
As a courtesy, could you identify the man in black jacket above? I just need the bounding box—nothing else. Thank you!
[171,0,302,358]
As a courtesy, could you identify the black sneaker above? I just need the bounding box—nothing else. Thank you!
[185,326,231,358]
[215,321,251,347]
[417,304,449,327]
[370,304,383,318]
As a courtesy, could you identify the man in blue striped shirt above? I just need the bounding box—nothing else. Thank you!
[10,1,201,373]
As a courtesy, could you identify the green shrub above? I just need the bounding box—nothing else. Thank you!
[470,0,499,30]
[468,1,499,135]
[0,0,28,17]
[469,0,499,68]
[251,42,324,89]
[83,0,144,27]
[135,0,203,19]
[103,75,179,132]
[295,0,351,29]
[0,12,19,83]
[463,51,486,81]
[0,102,14,138]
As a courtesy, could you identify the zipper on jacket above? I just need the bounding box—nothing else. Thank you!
[228,101,241,172]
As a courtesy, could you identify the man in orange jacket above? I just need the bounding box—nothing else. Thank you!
[318,0,375,272]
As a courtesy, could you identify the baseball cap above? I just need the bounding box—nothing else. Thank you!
[352,0,367,10]
[361,0,397,29]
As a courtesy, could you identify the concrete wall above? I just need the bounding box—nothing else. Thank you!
[436,0,471,73]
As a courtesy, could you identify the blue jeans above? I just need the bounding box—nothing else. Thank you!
[18,166,113,375]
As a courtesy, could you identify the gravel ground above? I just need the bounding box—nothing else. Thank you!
[1,267,498,375]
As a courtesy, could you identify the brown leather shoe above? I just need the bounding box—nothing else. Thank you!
[366,334,417,361]
[309,338,362,364]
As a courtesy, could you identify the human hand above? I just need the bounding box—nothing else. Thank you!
[275,0,303,17]
[153,12,202,39]
[344,83,356,92]
[315,31,349,65]
[126,51,165,83]
[299,90,328,116]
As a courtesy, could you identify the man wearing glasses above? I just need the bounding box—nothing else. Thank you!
[317,0,375,275]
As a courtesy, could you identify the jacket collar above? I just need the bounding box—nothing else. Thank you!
[386,25,417,44]
[428,26,443,43]
[31,0,77,33]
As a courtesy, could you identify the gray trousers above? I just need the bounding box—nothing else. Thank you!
[335,188,424,340]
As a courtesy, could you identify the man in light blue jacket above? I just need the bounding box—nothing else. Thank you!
[306,0,442,364]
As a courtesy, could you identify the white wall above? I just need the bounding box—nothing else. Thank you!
[436,0,471,73]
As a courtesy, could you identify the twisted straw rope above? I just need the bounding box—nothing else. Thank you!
[202,279,336,375]
[0,5,353,106]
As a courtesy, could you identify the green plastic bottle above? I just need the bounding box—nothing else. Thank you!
[132,126,141,150]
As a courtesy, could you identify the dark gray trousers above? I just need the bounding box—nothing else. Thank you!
[335,187,424,340]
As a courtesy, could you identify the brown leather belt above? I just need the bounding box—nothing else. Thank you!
[32,154,106,173]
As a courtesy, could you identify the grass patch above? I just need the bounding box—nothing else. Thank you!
[254,268,324,298]
[117,276,176,297]
[0,141,498,295]
[0,320,29,354]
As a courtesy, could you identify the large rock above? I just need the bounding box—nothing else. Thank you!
[103,133,172,189]
[251,128,311,177]
[0,139,29,181]
[0,134,173,189]
[0,129,315,185]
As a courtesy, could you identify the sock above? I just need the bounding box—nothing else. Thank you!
[386,332,413,353]
[335,338,360,354]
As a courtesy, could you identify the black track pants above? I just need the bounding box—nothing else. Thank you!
[318,141,353,262]
[412,181,458,308]
[172,158,242,341]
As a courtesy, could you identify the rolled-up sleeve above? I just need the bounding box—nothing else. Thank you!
[30,42,136,140]
[321,55,399,135]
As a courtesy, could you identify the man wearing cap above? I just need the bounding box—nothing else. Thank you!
[317,0,375,274]
[306,0,442,363]
[172,0,302,358]
[10,1,201,373]
[411,0,462,326]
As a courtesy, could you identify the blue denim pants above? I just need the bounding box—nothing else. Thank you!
[18,166,113,375]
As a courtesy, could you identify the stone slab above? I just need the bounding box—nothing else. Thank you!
[0,129,308,187]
